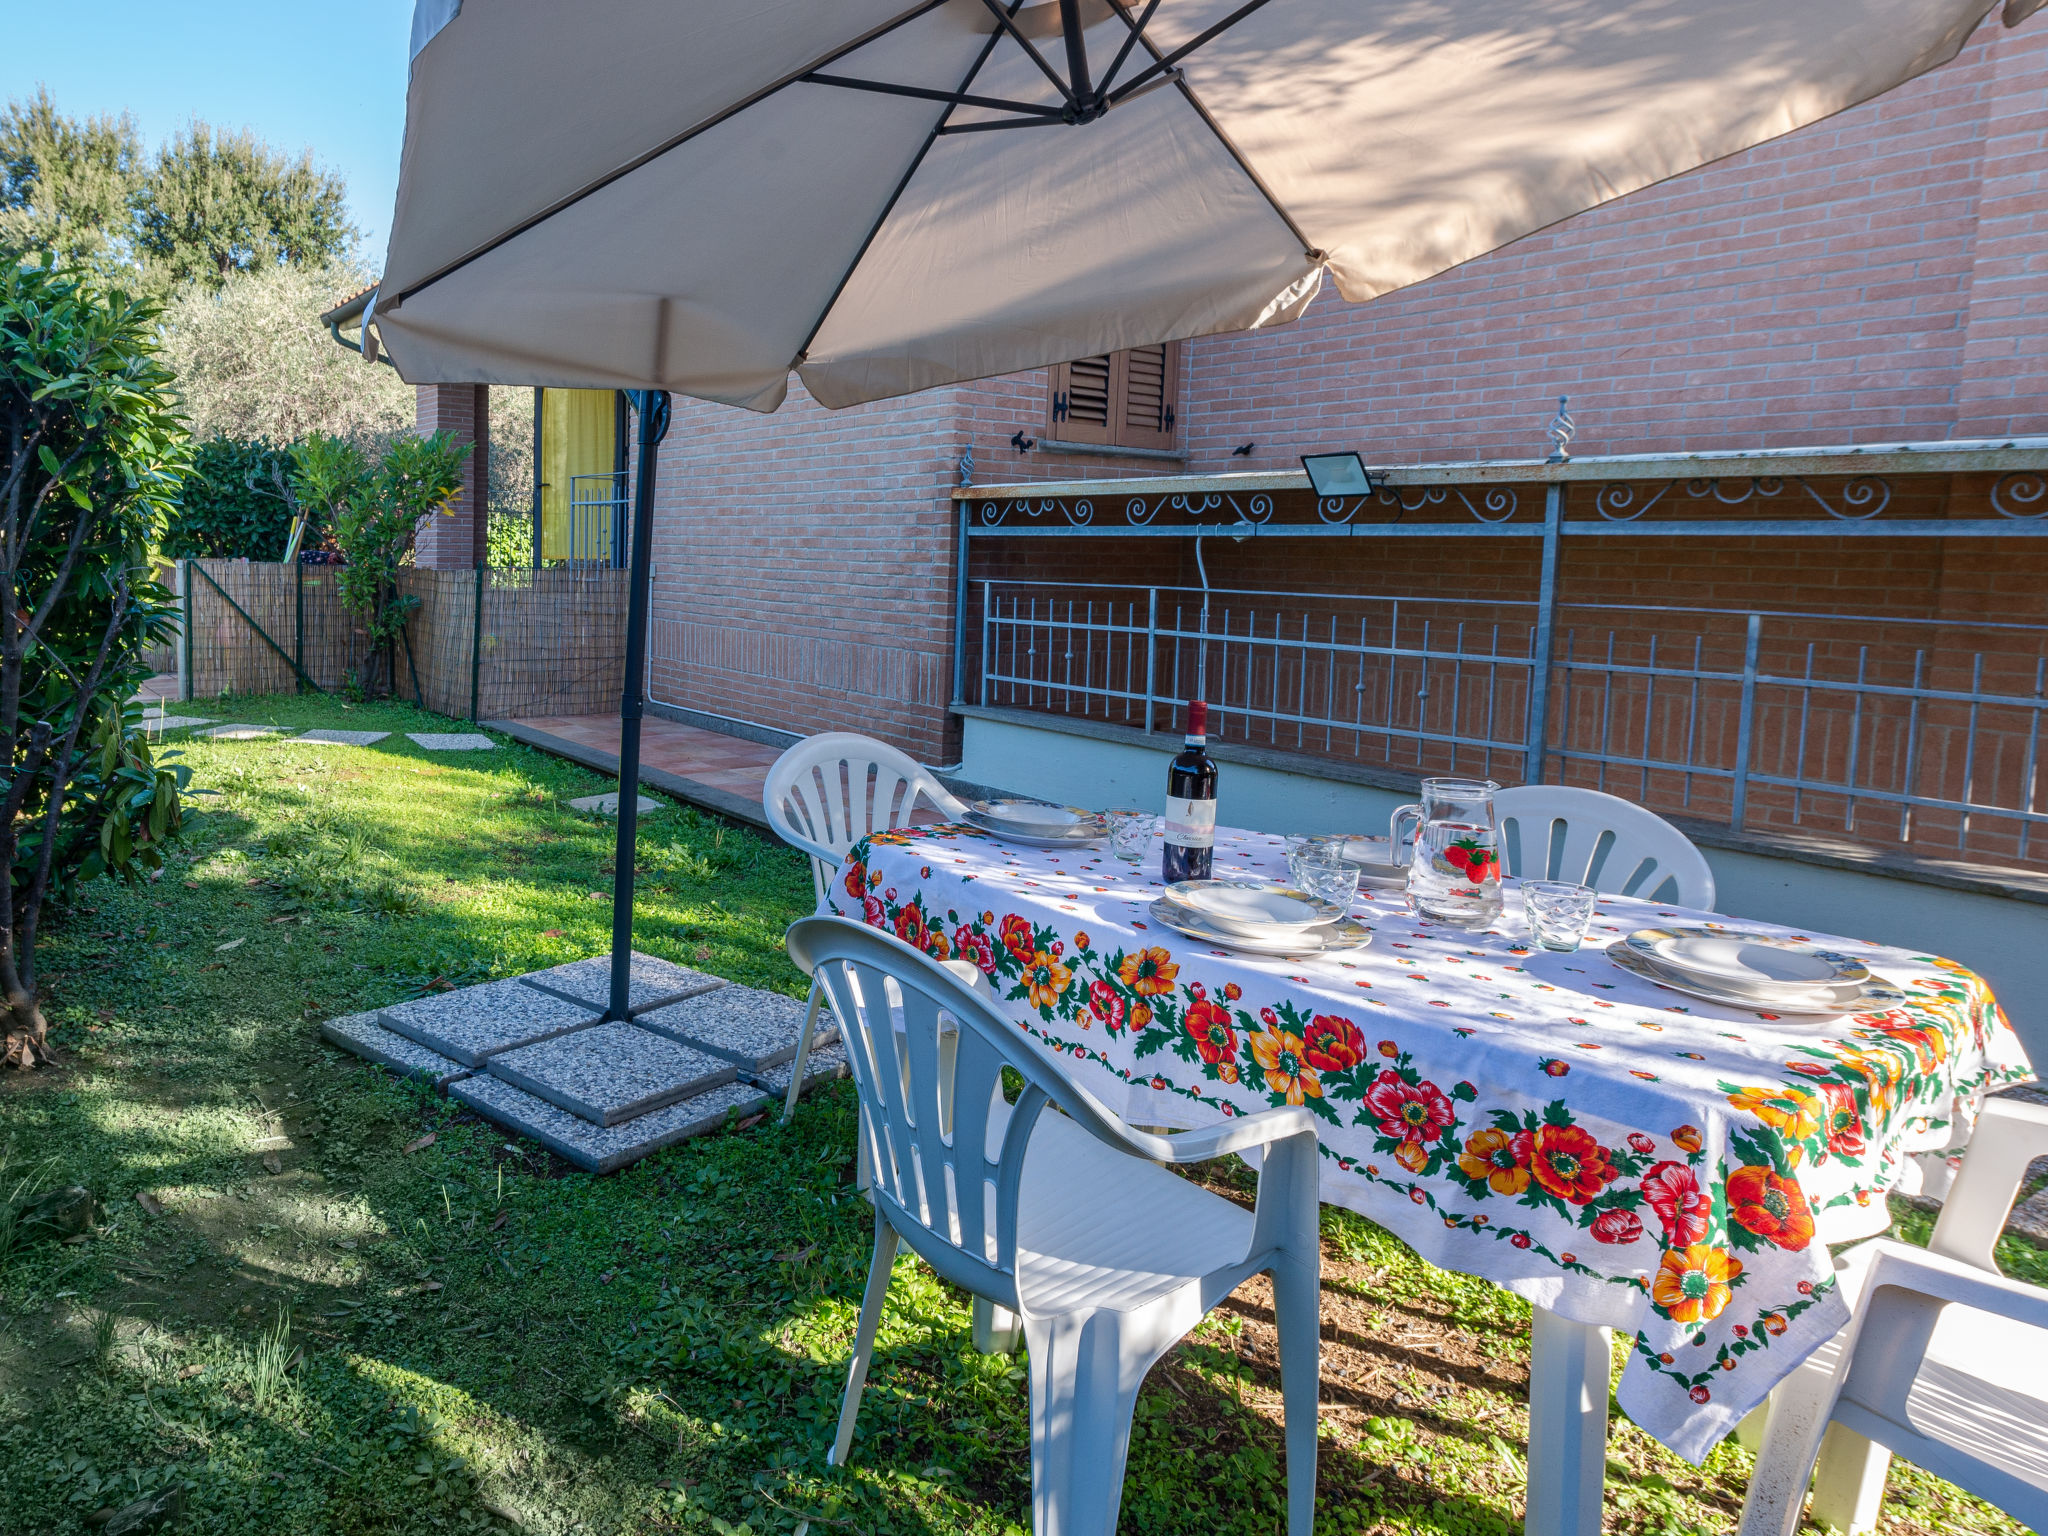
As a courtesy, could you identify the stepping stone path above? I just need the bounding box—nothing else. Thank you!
[142,716,215,732]
[323,952,840,1172]
[203,724,288,740]
[299,729,391,746]
[408,732,496,751]
[568,792,662,815]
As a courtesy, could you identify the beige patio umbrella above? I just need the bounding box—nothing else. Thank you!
[361,0,2034,1018]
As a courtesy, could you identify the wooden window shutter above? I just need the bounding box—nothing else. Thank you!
[1116,343,1177,450]
[1048,354,1114,444]
[1047,344,1178,449]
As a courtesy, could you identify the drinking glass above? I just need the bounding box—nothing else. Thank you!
[1287,845,1362,909]
[1106,808,1156,864]
[1523,880,1598,952]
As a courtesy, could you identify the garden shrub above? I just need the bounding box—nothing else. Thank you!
[0,253,193,1068]
[160,435,302,559]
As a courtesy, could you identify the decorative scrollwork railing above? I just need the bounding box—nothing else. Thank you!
[1591,475,1894,522]
[1992,471,2047,520]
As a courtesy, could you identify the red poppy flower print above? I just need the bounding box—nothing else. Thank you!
[1510,1232,1532,1249]
[1302,1014,1367,1074]
[1539,1059,1570,1077]
[1364,1071,1455,1147]
[1087,980,1126,1033]
[953,926,997,976]
[1590,1208,1644,1245]
[862,894,886,928]
[1689,1385,1712,1405]
[1641,1160,1711,1246]
[1528,1124,1618,1205]
[893,905,927,949]
[841,860,867,901]
[1817,1082,1865,1158]
[1627,1133,1656,1156]
[1184,1000,1239,1066]
[999,913,1035,960]
[1727,1165,1816,1251]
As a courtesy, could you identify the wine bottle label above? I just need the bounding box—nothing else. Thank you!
[1163,795,1217,849]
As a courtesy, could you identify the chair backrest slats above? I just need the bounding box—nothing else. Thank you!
[791,917,1162,1307]
[1495,784,1715,909]
[764,734,969,903]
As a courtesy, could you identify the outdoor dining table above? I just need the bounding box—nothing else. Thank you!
[821,819,2030,1536]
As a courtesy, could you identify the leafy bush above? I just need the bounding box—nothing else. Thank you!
[160,435,301,559]
[0,254,192,1067]
[487,510,531,568]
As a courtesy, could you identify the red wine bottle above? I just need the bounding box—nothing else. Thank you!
[1163,700,1217,882]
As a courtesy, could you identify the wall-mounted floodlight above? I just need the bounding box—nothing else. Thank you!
[1300,451,1378,498]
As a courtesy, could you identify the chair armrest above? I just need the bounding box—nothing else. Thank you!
[1859,1237,2048,1328]
[1930,1095,2048,1270]
[1118,1106,1319,1165]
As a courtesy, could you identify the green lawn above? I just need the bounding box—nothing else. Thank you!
[0,693,2026,1535]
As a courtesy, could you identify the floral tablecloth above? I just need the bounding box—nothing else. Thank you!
[824,822,2032,1461]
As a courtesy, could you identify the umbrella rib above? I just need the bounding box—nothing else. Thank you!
[1095,0,1164,98]
[802,71,1065,119]
[972,0,1077,104]
[1107,0,1282,105]
[385,0,956,310]
[935,115,1068,134]
[791,1,1026,365]
[1101,0,1322,261]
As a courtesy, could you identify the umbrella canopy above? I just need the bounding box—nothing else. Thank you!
[371,0,2025,410]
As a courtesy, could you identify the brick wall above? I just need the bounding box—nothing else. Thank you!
[414,383,489,569]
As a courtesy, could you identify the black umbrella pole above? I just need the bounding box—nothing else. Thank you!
[608,390,671,1021]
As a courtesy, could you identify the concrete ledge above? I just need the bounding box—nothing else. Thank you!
[486,717,770,829]
[646,701,800,751]
[950,701,2048,907]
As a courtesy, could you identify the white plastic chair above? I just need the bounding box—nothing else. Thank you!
[764,732,969,1121]
[785,915,1322,1536]
[1494,784,1716,909]
[1739,1096,2048,1535]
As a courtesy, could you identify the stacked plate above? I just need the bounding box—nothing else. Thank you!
[965,798,1107,848]
[1319,834,1408,888]
[1609,926,1906,1015]
[1151,878,1371,957]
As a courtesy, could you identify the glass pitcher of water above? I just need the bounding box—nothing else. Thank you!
[1391,778,1503,928]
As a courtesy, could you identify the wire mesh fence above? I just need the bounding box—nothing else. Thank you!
[169,559,627,721]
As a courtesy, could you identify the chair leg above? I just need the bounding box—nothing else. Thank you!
[1524,1308,1611,1536]
[1736,1352,1845,1536]
[1805,1426,1890,1536]
[972,1297,1022,1354]
[782,978,826,1123]
[1021,1292,1198,1536]
[1270,1254,1321,1536]
[828,1208,899,1468]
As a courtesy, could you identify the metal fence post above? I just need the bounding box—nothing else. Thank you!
[980,579,993,708]
[1521,483,1565,783]
[951,499,970,707]
[1730,612,1762,829]
[180,558,193,702]
[1143,586,1159,735]
[470,562,485,722]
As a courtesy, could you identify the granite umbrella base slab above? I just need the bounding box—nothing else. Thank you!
[486,1022,735,1126]
[519,951,725,1017]
[299,729,391,746]
[451,1075,770,1174]
[320,1011,471,1088]
[637,986,831,1072]
[379,978,602,1066]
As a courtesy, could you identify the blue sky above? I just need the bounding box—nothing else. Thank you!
[2,0,417,262]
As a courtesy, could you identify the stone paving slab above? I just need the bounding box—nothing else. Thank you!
[320,1010,470,1088]
[637,986,829,1072]
[519,951,724,1017]
[379,977,602,1067]
[450,1075,770,1174]
[203,724,288,740]
[567,792,662,815]
[486,1021,735,1126]
[299,729,391,746]
[749,1041,851,1099]
[408,732,496,751]
[142,716,215,732]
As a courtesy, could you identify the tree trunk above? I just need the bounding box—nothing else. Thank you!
[2,990,45,1070]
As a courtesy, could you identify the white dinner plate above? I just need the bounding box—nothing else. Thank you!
[966,799,1106,846]
[1623,926,1870,992]
[1606,942,1904,1017]
[1165,878,1344,937]
[1149,900,1372,957]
